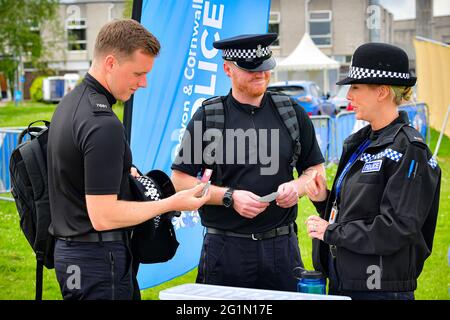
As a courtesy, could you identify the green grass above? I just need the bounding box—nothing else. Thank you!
[0,101,124,126]
[0,102,448,300]
[0,102,57,128]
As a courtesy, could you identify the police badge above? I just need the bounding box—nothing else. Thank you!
[256,44,263,58]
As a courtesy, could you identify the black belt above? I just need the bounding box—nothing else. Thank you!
[206,223,295,241]
[57,230,127,243]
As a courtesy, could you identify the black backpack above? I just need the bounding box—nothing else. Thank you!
[9,120,54,300]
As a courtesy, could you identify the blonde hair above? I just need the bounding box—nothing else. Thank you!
[390,86,413,105]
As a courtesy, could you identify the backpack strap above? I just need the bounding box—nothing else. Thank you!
[203,96,225,186]
[18,120,50,144]
[19,131,49,301]
[19,130,48,202]
[35,260,44,300]
[204,96,225,131]
[202,93,302,180]
[269,92,301,169]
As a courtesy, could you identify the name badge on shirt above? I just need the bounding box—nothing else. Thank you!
[361,159,383,173]
[329,204,338,224]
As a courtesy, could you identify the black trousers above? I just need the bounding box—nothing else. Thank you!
[54,239,140,300]
[196,232,303,292]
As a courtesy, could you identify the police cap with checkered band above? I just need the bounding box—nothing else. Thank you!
[337,42,416,87]
[213,33,278,72]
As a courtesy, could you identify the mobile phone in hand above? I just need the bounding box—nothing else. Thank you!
[202,181,211,196]
[201,169,213,183]
[200,169,212,196]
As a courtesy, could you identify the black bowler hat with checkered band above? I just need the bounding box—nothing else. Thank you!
[213,33,278,72]
[129,170,180,264]
[337,42,416,87]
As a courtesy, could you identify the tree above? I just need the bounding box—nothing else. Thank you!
[123,0,133,19]
[0,0,58,100]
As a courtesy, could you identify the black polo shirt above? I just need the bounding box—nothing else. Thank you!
[47,73,132,237]
[171,91,324,233]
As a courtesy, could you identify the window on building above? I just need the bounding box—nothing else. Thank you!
[268,12,280,47]
[22,20,41,56]
[332,55,352,64]
[309,11,332,47]
[66,19,87,51]
[29,20,40,36]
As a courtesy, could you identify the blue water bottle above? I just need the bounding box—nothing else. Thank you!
[293,267,326,295]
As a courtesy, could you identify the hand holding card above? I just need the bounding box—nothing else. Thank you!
[258,191,279,203]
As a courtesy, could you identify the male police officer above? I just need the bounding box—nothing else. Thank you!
[171,33,325,291]
[47,19,210,300]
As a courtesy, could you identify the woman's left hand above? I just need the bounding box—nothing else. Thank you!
[305,215,329,241]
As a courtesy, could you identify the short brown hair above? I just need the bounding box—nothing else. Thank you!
[94,19,160,60]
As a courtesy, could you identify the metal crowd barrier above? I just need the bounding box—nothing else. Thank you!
[309,103,429,164]
[311,115,332,163]
[331,111,357,162]
[0,128,25,197]
[399,102,430,145]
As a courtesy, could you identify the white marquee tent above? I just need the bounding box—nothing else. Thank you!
[276,33,340,94]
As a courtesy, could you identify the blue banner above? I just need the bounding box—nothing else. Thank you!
[130,0,271,289]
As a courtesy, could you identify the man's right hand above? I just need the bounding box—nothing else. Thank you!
[170,184,211,211]
[232,190,269,219]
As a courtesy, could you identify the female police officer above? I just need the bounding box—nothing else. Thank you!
[304,43,441,300]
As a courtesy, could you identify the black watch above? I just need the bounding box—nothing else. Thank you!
[222,188,235,208]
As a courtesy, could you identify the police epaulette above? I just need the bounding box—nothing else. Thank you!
[401,125,426,146]
[88,92,113,115]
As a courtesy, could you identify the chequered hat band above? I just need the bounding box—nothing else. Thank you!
[136,176,161,201]
[222,45,271,60]
[348,66,410,80]
[136,175,164,228]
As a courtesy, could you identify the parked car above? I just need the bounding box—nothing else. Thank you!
[268,81,336,116]
[329,85,350,113]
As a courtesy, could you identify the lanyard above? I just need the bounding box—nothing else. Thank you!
[335,139,371,200]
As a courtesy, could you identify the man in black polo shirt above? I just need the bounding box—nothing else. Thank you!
[171,34,325,291]
[47,19,209,300]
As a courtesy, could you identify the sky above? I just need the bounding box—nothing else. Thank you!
[378,0,450,20]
